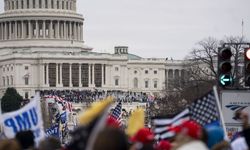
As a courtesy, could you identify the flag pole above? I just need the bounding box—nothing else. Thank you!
[213,86,228,140]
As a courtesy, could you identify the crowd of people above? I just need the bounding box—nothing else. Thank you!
[40,90,155,103]
[0,99,249,150]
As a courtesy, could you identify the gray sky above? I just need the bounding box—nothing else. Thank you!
[0,0,250,59]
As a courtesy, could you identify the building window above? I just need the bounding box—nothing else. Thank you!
[25,77,29,85]
[3,77,5,86]
[154,81,158,88]
[154,70,157,74]
[7,67,9,71]
[145,70,148,74]
[25,66,29,70]
[3,68,5,72]
[134,78,138,88]
[115,79,119,86]
[145,80,149,88]
[134,70,137,74]
[7,77,9,85]
[27,0,29,8]
[25,92,29,99]
[33,0,35,8]
[115,67,119,71]
[62,1,64,9]
[11,76,13,85]
[11,66,13,71]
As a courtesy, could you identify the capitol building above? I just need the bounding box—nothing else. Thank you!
[0,0,185,99]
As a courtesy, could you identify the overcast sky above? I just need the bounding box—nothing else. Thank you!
[0,0,250,59]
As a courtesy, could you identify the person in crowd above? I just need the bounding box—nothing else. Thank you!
[129,127,155,150]
[15,130,35,150]
[38,137,61,150]
[154,140,172,150]
[231,111,250,150]
[0,139,21,150]
[92,127,129,150]
[171,120,208,150]
[206,125,231,150]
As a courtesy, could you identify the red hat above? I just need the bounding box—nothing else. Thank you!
[155,140,172,150]
[179,120,202,139]
[130,128,154,144]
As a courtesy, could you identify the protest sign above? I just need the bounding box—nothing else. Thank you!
[0,94,45,144]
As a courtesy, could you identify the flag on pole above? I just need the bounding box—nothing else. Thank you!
[44,95,72,112]
[153,90,220,140]
[111,101,122,121]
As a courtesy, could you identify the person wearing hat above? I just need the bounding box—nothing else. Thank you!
[172,120,208,150]
[129,127,155,150]
[154,140,172,150]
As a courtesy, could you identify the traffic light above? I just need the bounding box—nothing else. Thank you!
[244,48,250,86]
[218,47,233,87]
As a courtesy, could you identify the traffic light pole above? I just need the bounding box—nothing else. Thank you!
[220,43,250,89]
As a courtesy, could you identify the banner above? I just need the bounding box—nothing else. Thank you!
[46,123,59,138]
[0,94,45,144]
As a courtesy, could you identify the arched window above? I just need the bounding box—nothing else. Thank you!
[11,76,13,85]
[7,76,9,85]
[3,77,5,86]
[133,78,138,88]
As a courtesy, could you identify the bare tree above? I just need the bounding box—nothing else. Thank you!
[186,36,248,87]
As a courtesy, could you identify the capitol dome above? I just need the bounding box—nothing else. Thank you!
[0,0,91,51]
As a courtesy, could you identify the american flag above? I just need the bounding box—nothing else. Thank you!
[111,101,122,121]
[153,90,219,140]
[45,95,72,112]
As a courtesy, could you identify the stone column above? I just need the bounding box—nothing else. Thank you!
[80,23,83,41]
[41,64,45,86]
[42,0,45,8]
[4,22,7,40]
[36,20,39,38]
[69,21,72,39]
[28,20,32,39]
[17,21,21,38]
[166,69,168,90]
[49,20,53,38]
[79,64,82,87]
[101,64,104,87]
[73,22,76,40]
[59,64,63,86]
[56,21,60,39]
[88,64,91,86]
[92,64,95,87]
[42,20,46,38]
[46,63,49,86]
[78,23,80,40]
[14,21,17,39]
[48,0,51,8]
[0,23,2,40]
[8,22,11,40]
[63,21,66,39]
[36,0,39,9]
[21,21,25,39]
[22,0,25,9]
[69,63,72,87]
[56,63,58,86]
[30,0,33,9]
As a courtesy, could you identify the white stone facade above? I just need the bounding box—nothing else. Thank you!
[0,0,186,99]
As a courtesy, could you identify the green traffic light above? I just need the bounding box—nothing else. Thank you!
[219,74,233,86]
